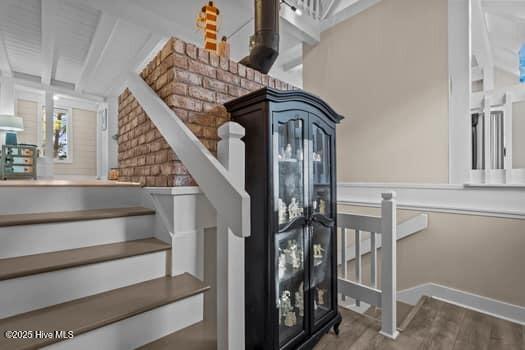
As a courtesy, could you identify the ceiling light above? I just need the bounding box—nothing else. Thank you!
[53,95,59,101]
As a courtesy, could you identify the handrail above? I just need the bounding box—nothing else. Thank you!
[126,73,250,238]
[338,213,428,261]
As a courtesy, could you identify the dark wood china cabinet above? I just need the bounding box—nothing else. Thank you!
[225,87,344,350]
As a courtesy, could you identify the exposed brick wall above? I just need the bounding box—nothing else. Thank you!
[118,37,295,186]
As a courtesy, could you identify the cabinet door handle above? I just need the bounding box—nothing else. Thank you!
[310,213,334,227]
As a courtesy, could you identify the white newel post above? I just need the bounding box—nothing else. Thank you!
[217,122,246,350]
[380,192,398,339]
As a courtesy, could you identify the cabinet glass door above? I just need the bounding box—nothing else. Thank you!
[311,124,332,218]
[274,114,308,346]
[311,223,333,323]
[275,229,307,346]
[309,121,336,326]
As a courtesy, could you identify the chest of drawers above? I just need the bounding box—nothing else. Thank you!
[1,144,38,180]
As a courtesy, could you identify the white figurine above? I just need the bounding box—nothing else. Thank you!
[278,198,288,224]
[284,310,297,327]
[278,147,285,161]
[313,200,318,212]
[313,244,325,259]
[285,144,293,160]
[319,199,326,215]
[281,291,292,318]
[295,282,304,317]
[284,240,301,270]
[278,250,286,278]
[288,198,303,219]
[313,152,322,162]
[318,288,326,305]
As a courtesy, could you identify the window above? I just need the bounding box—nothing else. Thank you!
[41,107,72,161]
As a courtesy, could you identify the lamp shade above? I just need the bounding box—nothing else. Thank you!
[0,115,24,131]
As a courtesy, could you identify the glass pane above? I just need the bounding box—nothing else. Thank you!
[312,125,331,217]
[276,119,305,226]
[41,107,70,160]
[311,222,333,322]
[276,229,306,345]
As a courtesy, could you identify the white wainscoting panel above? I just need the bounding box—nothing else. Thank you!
[338,182,525,219]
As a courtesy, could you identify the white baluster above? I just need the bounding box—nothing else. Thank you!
[380,192,398,339]
[370,232,377,289]
[354,229,361,307]
[341,227,348,301]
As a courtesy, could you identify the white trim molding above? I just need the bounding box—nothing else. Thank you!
[338,182,525,220]
[397,283,525,326]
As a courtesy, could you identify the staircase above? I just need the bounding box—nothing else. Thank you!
[0,182,209,350]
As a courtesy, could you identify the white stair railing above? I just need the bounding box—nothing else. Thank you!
[126,73,250,350]
[338,192,399,339]
[337,193,429,339]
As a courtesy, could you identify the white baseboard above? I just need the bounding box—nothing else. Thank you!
[397,283,525,325]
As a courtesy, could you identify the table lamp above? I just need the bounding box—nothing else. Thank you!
[0,114,24,145]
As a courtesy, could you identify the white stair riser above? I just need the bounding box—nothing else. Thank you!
[0,251,168,318]
[43,294,204,350]
[0,215,156,258]
[0,187,152,214]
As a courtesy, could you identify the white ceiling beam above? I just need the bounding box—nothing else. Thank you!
[76,13,119,93]
[280,5,321,45]
[0,35,12,78]
[282,57,303,71]
[321,0,340,19]
[482,1,525,10]
[485,8,525,26]
[472,0,494,89]
[41,0,59,86]
[278,43,303,72]
[64,0,195,41]
[0,2,12,77]
[11,73,105,102]
[321,0,382,31]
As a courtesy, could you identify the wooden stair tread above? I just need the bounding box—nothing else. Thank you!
[0,273,210,350]
[0,207,155,227]
[138,321,216,350]
[0,238,170,281]
[0,180,142,187]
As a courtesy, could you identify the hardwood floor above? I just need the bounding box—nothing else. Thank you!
[136,296,524,349]
[314,297,525,350]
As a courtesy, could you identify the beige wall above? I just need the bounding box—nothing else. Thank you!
[303,0,449,183]
[15,99,97,176]
[303,0,525,308]
[340,204,525,307]
[16,99,38,145]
